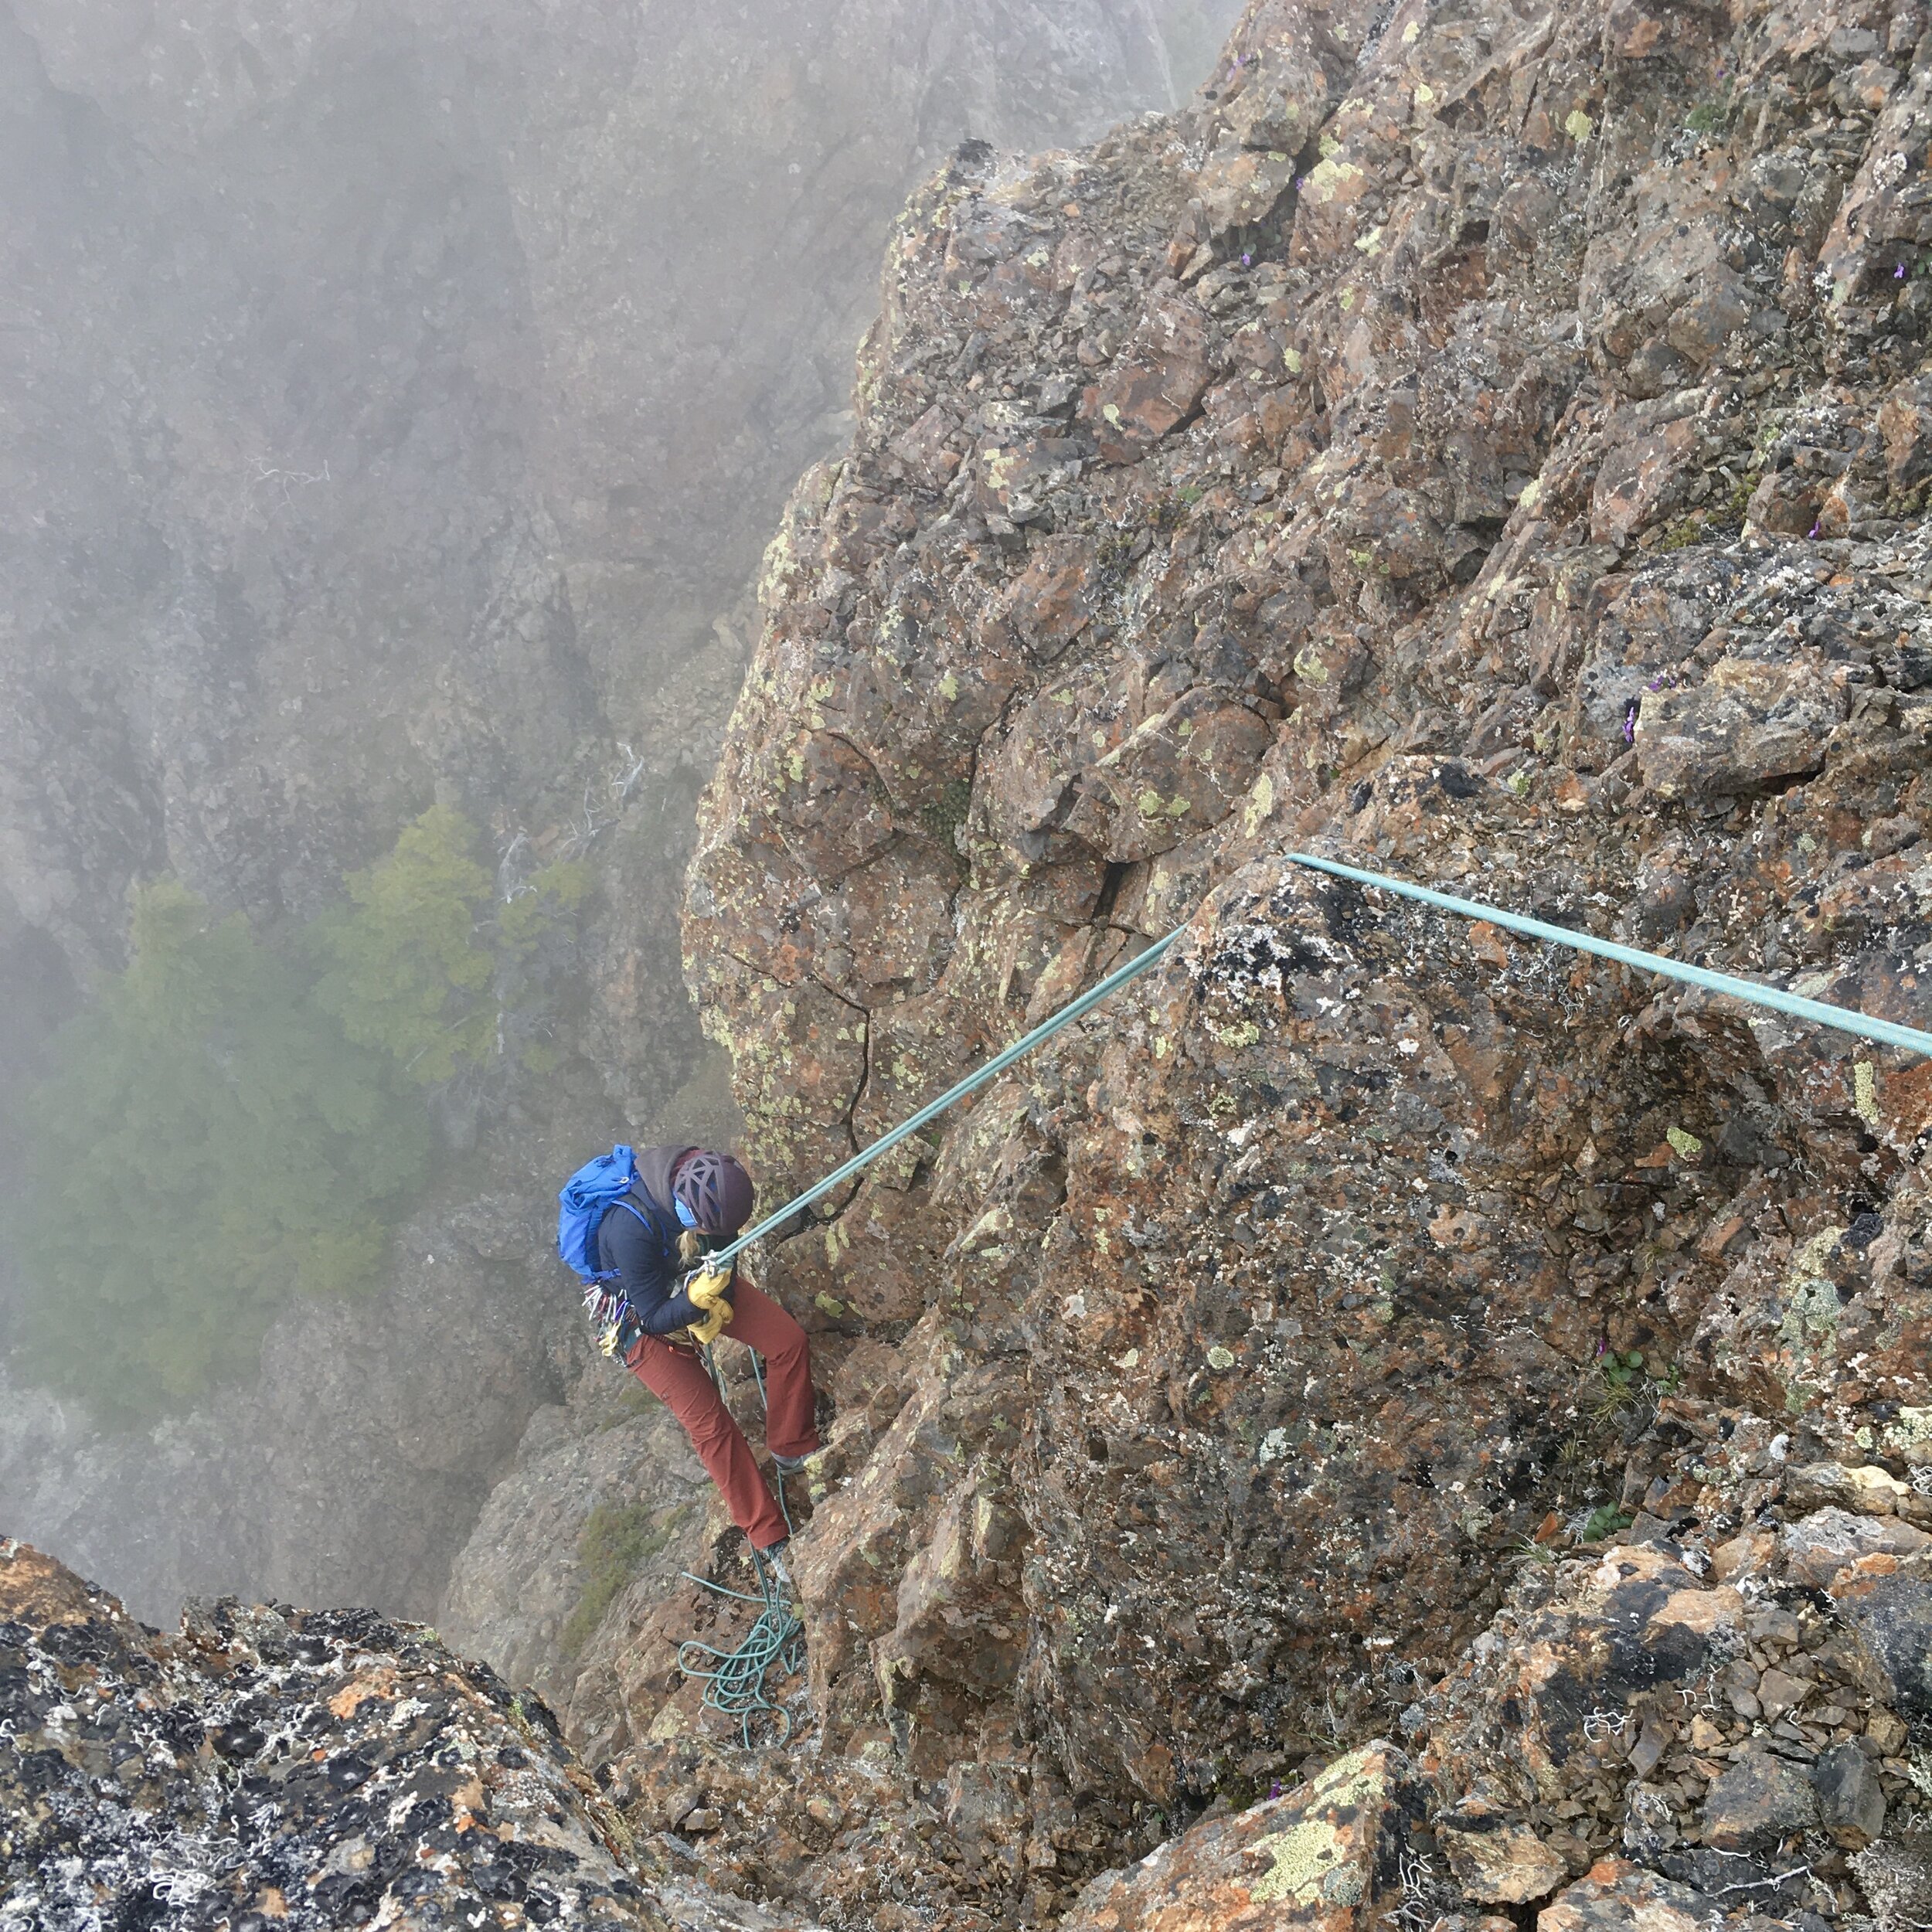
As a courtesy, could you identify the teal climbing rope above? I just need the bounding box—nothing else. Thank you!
[676,1561,804,1747]
[676,1554,804,1748]
[675,846,1930,1743]
[705,849,1930,1277]
[1280,852,1932,1060]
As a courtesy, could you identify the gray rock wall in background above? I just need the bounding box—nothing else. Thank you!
[0,0,1241,1631]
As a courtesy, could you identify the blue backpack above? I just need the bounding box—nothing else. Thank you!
[556,1145,660,1284]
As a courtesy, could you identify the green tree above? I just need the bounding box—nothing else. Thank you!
[313,806,594,1083]
[497,857,595,1075]
[310,804,498,1083]
[15,880,430,1423]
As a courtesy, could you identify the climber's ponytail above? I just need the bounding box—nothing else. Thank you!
[677,1227,706,1266]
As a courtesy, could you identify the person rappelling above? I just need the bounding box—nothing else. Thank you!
[557,1145,818,1586]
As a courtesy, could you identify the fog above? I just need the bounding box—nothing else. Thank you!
[0,0,1240,1627]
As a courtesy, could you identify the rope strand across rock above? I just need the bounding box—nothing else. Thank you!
[706,849,1930,1270]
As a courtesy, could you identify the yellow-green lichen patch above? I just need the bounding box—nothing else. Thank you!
[1881,1406,1932,1468]
[1565,107,1594,141]
[1247,1747,1388,1907]
[1854,1062,1881,1130]
[1243,770,1276,836]
[1778,1225,1845,1358]
[1665,1126,1702,1160]
[1306,155,1362,203]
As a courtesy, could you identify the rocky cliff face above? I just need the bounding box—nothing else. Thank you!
[12,3,1932,1930]
[557,0,1932,1922]
[0,0,1228,1629]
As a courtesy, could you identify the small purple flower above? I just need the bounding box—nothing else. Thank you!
[1242,251,1253,267]
[1808,521,1822,539]
[1594,1337,1607,1359]
[1898,262,1910,280]
[1621,696,1640,744]
[1269,1781,1283,1800]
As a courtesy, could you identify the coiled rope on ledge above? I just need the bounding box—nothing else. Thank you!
[678,848,1932,1741]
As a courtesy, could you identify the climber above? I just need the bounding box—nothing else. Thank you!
[591,1147,819,1583]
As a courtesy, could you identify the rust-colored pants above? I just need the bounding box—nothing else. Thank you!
[624,1280,818,1550]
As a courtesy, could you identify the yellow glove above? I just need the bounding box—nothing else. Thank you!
[686,1266,733,1312]
[686,1299,732,1347]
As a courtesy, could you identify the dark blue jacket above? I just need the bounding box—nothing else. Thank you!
[595,1145,736,1338]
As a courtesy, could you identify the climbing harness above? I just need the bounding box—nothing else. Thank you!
[672,846,1930,1744]
[676,1350,806,1747]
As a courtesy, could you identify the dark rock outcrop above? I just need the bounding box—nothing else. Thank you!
[0,1538,802,1931]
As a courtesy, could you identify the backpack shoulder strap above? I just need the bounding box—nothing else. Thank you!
[597,1190,659,1257]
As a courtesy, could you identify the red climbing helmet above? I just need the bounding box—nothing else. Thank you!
[672,1149,755,1236]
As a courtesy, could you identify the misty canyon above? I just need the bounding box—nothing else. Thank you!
[9,2,1932,1932]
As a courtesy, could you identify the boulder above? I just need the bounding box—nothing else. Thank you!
[1745,468,1824,536]
[1783,1508,1931,1590]
[1060,1743,1428,1932]
[1633,658,1847,799]
[1701,1746,1821,1852]
[1831,1561,1932,1721]
[1539,1857,1754,1932]
[1879,376,1932,492]
[1785,1463,1915,1519]
[1083,292,1215,464]
[1438,1818,1570,1903]
[1813,1740,1887,1849]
